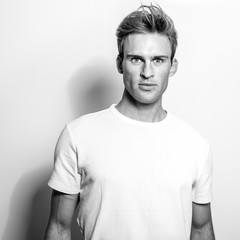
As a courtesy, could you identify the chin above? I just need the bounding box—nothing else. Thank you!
[134,96,161,105]
[126,88,162,105]
[138,100,159,105]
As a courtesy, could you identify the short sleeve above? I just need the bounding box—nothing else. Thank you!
[192,143,213,204]
[48,125,81,194]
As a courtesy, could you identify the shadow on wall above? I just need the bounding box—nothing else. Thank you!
[3,61,122,240]
[2,165,52,240]
[2,165,82,240]
[68,60,122,118]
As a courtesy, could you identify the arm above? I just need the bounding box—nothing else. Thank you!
[44,189,79,240]
[190,202,215,240]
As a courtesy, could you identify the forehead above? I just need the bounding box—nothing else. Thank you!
[123,33,172,57]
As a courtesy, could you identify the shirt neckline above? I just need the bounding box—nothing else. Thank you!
[109,104,170,127]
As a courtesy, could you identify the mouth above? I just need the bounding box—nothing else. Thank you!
[138,83,157,90]
[139,83,157,86]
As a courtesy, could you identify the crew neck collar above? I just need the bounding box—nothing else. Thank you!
[109,104,170,127]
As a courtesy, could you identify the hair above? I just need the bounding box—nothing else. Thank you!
[116,4,178,63]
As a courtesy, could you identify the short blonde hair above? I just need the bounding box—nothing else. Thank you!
[116,4,178,62]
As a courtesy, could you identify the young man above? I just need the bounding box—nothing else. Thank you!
[45,4,215,240]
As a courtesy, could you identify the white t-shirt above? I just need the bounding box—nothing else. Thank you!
[48,105,213,240]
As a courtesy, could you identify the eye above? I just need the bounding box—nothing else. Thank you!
[153,58,164,64]
[131,58,142,64]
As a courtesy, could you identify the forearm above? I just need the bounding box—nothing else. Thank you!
[44,190,79,240]
[44,222,71,240]
[190,222,215,240]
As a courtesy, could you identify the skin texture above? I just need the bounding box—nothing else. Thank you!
[44,190,79,240]
[191,202,215,240]
[116,33,178,122]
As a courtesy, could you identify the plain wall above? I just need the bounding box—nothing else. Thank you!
[1,0,239,239]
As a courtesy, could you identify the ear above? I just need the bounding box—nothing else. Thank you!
[116,55,123,74]
[169,58,178,77]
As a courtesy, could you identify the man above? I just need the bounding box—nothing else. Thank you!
[44,4,215,240]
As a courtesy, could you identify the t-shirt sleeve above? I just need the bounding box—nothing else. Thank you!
[48,125,81,194]
[192,142,213,204]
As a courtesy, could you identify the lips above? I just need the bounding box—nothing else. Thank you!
[138,83,157,90]
[138,83,157,87]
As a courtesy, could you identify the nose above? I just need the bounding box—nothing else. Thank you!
[140,62,154,79]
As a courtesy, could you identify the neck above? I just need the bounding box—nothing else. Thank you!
[116,89,167,123]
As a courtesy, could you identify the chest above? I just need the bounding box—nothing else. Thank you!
[78,131,199,194]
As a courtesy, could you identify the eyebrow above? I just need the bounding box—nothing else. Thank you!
[126,54,169,59]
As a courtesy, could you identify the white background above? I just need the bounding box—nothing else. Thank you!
[1,0,239,239]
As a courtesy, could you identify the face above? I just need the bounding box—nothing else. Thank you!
[117,33,177,105]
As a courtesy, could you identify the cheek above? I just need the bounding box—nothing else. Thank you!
[156,67,171,81]
[123,66,139,83]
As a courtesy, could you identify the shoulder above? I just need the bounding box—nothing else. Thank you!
[168,112,210,147]
[65,107,113,136]
[70,108,110,125]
